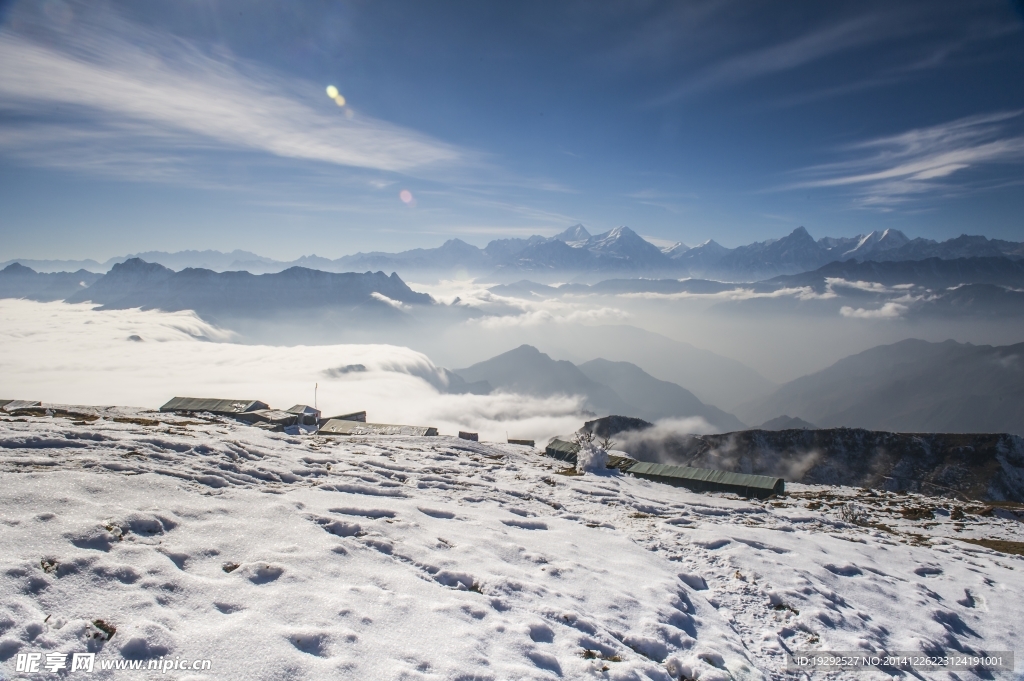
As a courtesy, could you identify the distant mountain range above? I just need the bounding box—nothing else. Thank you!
[768,256,1024,291]
[735,339,1024,435]
[0,263,102,301]
[488,256,1024,319]
[6,225,1022,282]
[452,345,744,432]
[665,228,1024,282]
[7,251,1023,323]
[60,258,433,315]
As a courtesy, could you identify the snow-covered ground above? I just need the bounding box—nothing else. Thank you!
[1,407,1022,680]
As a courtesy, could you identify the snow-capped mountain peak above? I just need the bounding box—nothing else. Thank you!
[842,228,910,259]
[552,224,591,243]
[584,226,668,264]
[661,242,691,258]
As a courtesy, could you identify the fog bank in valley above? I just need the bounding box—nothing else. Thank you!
[0,300,586,443]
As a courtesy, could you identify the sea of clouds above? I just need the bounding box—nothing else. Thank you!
[0,300,586,442]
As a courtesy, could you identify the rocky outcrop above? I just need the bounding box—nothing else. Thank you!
[609,425,1024,502]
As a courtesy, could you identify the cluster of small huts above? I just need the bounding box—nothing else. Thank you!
[157,396,439,436]
[2,395,783,498]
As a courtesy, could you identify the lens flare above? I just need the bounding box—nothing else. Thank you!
[325,85,339,99]
[333,94,346,107]
[399,190,414,204]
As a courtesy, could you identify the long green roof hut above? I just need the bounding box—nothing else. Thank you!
[626,462,784,499]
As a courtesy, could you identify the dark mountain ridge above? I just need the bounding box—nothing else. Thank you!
[618,425,1024,502]
[581,415,1024,501]
[454,345,744,431]
[770,256,1024,292]
[576,358,745,431]
[454,345,634,417]
[65,258,432,314]
[736,339,1024,435]
[0,263,103,301]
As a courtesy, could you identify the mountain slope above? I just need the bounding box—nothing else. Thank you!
[334,239,490,273]
[758,415,817,430]
[736,339,1024,434]
[873,234,1019,261]
[0,263,103,301]
[582,227,671,269]
[499,226,674,275]
[713,227,834,280]
[453,345,634,416]
[552,223,591,242]
[7,407,1021,679]
[66,258,432,314]
[576,359,745,431]
[839,229,910,260]
[769,256,1024,291]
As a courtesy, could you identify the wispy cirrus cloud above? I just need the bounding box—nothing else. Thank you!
[648,16,885,105]
[785,111,1024,208]
[0,11,467,182]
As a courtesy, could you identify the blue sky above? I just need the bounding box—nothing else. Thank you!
[1,0,1023,260]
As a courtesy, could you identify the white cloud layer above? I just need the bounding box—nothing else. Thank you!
[0,300,587,442]
[417,283,633,328]
[839,302,908,319]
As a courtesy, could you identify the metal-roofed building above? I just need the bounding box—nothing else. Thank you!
[318,419,438,437]
[626,462,784,499]
[159,397,269,415]
[321,411,366,423]
[1,400,42,411]
[545,438,580,463]
[286,405,321,425]
[544,438,635,471]
[233,409,299,427]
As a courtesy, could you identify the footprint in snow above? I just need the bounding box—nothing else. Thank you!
[526,650,562,674]
[243,563,284,584]
[501,519,548,530]
[823,563,863,577]
[309,515,363,538]
[418,507,456,519]
[159,551,189,570]
[288,632,333,657]
[214,602,243,614]
[329,507,396,519]
[914,565,943,577]
[528,622,554,643]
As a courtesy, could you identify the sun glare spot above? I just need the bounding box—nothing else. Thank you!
[399,189,415,205]
[326,85,347,106]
